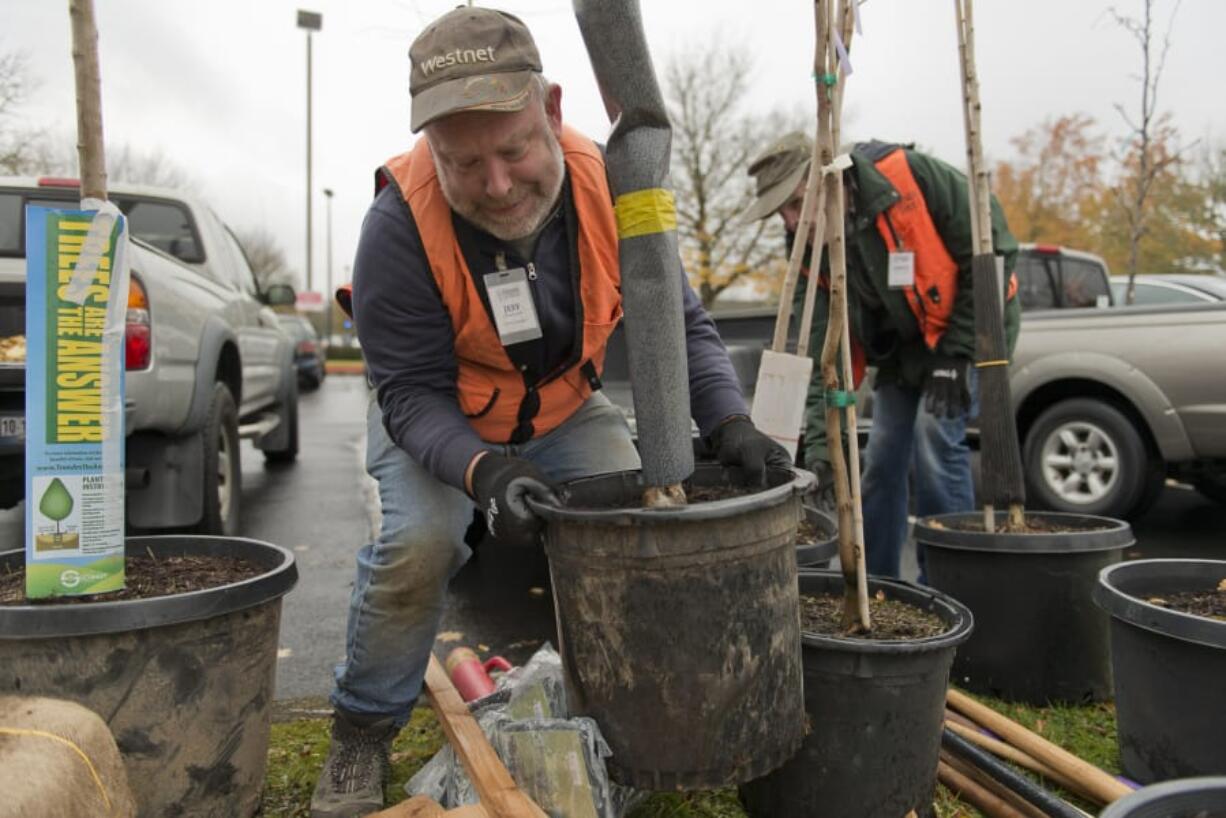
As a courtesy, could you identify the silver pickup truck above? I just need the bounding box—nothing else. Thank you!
[0,177,300,534]
[602,245,1226,520]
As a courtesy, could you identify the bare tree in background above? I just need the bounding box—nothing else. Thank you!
[664,40,804,308]
[1108,0,1184,304]
[234,226,294,291]
[0,47,47,174]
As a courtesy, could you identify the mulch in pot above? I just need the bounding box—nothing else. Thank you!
[1145,588,1226,621]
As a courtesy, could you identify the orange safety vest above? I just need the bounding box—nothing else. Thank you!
[872,148,1016,351]
[377,126,623,443]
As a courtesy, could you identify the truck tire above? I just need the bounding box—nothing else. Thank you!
[263,377,299,465]
[1023,398,1148,519]
[195,382,241,536]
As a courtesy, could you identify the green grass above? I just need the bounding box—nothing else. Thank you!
[260,691,1120,817]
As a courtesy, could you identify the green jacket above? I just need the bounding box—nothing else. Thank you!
[796,142,1021,465]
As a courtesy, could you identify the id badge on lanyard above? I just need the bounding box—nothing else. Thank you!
[483,267,543,346]
[888,251,915,289]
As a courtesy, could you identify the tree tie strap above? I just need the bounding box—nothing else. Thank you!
[825,389,857,408]
[0,727,113,812]
[614,188,677,239]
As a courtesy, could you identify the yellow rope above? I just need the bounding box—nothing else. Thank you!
[0,726,114,813]
[614,188,677,239]
[974,359,1009,368]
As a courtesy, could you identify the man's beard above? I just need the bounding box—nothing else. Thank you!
[436,132,565,241]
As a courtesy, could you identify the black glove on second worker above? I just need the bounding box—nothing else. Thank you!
[710,417,794,487]
[922,355,972,419]
[470,454,559,547]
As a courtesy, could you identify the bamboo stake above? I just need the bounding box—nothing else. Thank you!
[947,689,1133,804]
[69,0,107,201]
[938,759,1030,818]
[944,719,1095,802]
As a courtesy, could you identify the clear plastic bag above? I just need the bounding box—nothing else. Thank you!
[405,644,643,817]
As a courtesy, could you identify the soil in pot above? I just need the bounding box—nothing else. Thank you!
[1144,589,1226,620]
[740,570,973,818]
[800,590,948,639]
[796,516,824,544]
[926,514,1115,535]
[0,554,264,604]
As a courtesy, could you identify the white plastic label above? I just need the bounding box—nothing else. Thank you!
[483,267,542,346]
[888,251,915,289]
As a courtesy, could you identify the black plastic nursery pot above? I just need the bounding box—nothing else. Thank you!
[796,504,838,569]
[0,536,297,818]
[1098,776,1226,817]
[739,569,973,818]
[531,463,813,790]
[1094,559,1226,784]
[916,511,1132,704]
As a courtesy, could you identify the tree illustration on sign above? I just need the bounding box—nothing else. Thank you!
[39,478,74,538]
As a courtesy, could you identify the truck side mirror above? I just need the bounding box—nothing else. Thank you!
[264,283,296,307]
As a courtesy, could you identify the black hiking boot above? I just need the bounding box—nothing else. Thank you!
[309,709,398,818]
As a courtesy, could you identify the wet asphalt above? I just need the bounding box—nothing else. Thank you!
[0,373,1221,709]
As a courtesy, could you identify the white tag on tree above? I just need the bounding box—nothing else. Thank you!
[888,251,915,289]
[483,268,543,346]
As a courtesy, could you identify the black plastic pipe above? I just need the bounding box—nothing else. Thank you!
[942,727,1086,818]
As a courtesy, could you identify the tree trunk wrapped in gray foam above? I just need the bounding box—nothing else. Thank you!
[573,0,693,488]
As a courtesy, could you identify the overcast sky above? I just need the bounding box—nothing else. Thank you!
[2,0,1222,295]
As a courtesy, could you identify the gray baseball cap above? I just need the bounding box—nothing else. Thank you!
[409,7,543,133]
[742,131,813,222]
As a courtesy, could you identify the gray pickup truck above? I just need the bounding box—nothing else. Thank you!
[0,177,300,534]
[603,245,1226,520]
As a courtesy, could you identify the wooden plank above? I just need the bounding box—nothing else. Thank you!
[424,654,548,818]
[369,795,449,817]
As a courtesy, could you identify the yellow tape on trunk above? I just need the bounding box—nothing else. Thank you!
[615,188,677,239]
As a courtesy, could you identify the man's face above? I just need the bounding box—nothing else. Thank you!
[777,176,812,244]
[427,82,565,241]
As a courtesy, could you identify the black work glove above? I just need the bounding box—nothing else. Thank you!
[470,454,559,547]
[922,355,972,420]
[809,459,837,514]
[710,417,794,487]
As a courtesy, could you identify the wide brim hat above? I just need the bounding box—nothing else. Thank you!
[741,131,814,222]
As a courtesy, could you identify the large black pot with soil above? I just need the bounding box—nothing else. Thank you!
[0,535,297,818]
[739,569,973,818]
[796,504,838,569]
[1094,559,1226,783]
[531,463,813,790]
[1098,776,1226,817]
[915,511,1133,704]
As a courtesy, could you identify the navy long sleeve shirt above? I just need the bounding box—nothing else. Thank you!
[352,174,747,491]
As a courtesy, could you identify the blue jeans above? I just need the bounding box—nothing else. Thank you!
[331,391,641,725]
[861,371,978,581]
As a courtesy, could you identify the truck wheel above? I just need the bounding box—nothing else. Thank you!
[196,382,241,536]
[1023,398,1148,519]
[264,377,299,465]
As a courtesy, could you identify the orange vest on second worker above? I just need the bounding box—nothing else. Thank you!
[871,148,1017,350]
[379,126,623,443]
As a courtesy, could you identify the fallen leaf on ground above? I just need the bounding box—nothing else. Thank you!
[277,648,293,659]
[436,631,464,643]
[528,586,546,597]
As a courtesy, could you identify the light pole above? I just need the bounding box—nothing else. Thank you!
[323,187,333,349]
[296,9,322,293]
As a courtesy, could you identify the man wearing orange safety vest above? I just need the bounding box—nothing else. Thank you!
[313,8,784,816]
[744,133,1021,582]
